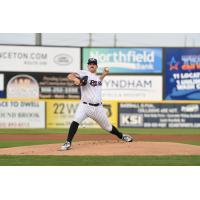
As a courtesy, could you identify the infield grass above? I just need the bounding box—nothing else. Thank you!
[0,140,62,148]
[0,155,200,166]
[0,128,199,135]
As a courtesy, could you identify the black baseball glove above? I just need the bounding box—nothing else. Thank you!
[77,75,88,86]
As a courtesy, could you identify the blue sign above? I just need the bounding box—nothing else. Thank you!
[0,91,5,98]
[83,48,162,74]
[165,48,200,100]
[119,103,200,128]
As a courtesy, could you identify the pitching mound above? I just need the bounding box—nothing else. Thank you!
[1,141,200,156]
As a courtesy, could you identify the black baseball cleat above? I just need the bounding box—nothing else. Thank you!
[61,141,71,150]
[121,134,133,142]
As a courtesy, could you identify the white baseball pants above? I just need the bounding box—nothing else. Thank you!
[73,102,112,131]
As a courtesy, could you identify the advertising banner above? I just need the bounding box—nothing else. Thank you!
[0,74,5,98]
[5,72,81,99]
[0,45,80,72]
[46,100,118,128]
[83,48,162,74]
[102,75,162,100]
[118,102,200,128]
[165,48,200,100]
[0,100,45,128]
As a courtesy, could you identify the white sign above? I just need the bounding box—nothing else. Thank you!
[120,114,143,127]
[102,75,162,100]
[0,45,80,72]
[0,101,45,128]
[0,74,4,90]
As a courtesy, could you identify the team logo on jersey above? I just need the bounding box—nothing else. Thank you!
[89,80,102,87]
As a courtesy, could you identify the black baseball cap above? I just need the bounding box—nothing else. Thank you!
[87,58,97,65]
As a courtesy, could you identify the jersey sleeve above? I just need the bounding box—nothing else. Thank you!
[74,70,87,78]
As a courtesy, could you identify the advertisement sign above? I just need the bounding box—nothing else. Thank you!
[83,48,162,74]
[0,45,80,72]
[102,75,162,100]
[0,74,5,98]
[165,48,200,100]
[46,100,118,128]
[0,100,45,128]
[7,74,39,98]
[118,102,200,128]
[5,72,81,99]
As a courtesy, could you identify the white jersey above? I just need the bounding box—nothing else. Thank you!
[77,70,102,104]
[72,69,112,132]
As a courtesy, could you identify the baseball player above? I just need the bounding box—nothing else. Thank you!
[61,58,133,150]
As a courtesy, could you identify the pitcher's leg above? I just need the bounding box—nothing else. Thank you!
[91,106,122,138]
[91,105,133,142]
[109,124,133,142]
[66,121,79,143]
[61,103,88,150]
[73,103,88,125]
[68,103,88,141]
[90,105,112,131]
[109,125,123,139]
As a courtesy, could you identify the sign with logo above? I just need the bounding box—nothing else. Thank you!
[165,48,200,100]
[120,114,143,127]
[0,45,80,72]
[46,100,118,128]
[7,74,39,98]
[82,48,162,74]
[5,72,81,99]
[118,102,200,128]
[0,100,45,128]
[102,75,162,100]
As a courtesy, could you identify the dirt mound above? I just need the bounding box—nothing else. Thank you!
[1,141,200,156]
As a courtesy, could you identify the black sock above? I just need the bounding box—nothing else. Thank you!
[109,125,123,139]
[67,121,79,143]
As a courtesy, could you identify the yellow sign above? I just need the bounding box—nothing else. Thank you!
[46,100,118,128]
[102,100,118,127]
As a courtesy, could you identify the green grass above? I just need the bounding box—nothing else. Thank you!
[0,155,200,166]
[0,128,199,135]
[0,140,62,148]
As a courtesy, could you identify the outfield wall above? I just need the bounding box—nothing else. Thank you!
[0,99,200,129]
[0,46,200,129]
[1,46,200,101]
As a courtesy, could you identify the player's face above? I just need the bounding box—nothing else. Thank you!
[88,63,98,73]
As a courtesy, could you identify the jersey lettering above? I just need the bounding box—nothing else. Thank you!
[89,80,102,87]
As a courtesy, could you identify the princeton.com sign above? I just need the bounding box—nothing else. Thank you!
[102,75,162,100]
[0,45,80,73]
[82,48,162,74]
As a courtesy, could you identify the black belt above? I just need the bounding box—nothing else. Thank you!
[83,102,102,106]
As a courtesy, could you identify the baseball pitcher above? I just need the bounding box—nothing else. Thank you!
[61,58,133,150]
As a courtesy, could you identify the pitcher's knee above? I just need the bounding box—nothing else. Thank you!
[103,124,112,132]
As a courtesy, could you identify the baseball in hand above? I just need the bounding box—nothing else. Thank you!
[104,67,109,74]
